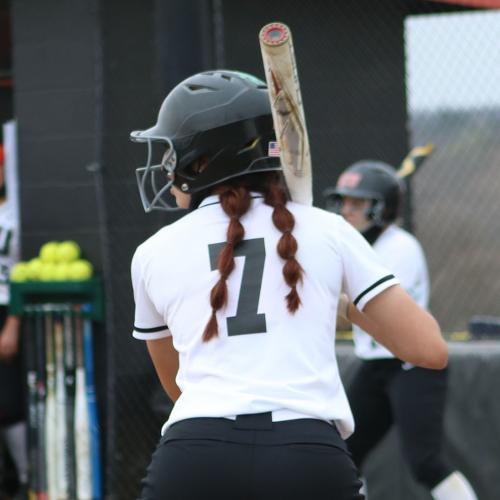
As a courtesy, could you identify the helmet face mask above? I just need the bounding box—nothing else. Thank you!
[132,135,182,212]
[327,194,386,227]
[131,70,281,212]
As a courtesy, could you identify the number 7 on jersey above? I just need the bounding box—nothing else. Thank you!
[208,238,267,336]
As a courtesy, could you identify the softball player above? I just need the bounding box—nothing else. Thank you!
[325,161,477,500]
[130,70,447,500]
[0,144,28,497]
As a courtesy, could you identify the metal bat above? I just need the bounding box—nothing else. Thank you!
[34,307,48,500]
[24,307,39,500]
[54,312,69,498]
[63,306,77,499]
[44,306,57,500]
[74,305,93,500]
[82,305,103,499]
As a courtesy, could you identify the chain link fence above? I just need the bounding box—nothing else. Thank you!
[405,10,500,333]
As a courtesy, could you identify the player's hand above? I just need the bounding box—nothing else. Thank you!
[0,320,20,360]
[337,293,350,322]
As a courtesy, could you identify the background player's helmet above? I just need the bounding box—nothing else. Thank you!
[323,161,402,226]
[130,70,281,211]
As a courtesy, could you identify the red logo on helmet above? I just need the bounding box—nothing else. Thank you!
[337,172,361,188]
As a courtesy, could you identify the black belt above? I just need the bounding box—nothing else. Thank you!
[162,413,346,450]
[234,412,273,430]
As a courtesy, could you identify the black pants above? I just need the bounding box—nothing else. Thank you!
[346,359,452,489]
[140,413,364,500]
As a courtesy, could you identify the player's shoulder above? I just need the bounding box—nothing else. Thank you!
[286,201,343,225]
[287,201,355,241]
[379,225,424,254]
[385,224,421,245]
[285,202,360,257]
[133,210,200,260]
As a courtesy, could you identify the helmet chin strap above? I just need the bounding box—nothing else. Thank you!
[361,224,385,245]
[358,198,386,243]
[188,187,212,211]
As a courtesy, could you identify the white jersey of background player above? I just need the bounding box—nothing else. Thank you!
[0,200,20,302]
[353,224,429,361]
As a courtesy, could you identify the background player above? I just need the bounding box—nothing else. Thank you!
[0,144,28,499]
[324,161,477,500]
[129,70,447,500]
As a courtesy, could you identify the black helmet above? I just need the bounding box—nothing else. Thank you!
[130,70,281,211]
[323,161,402,226]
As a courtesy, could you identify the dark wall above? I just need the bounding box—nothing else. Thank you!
[98,1,168,495]
[11,0,102,263]
[0,0,12,138]
[98,1,213,496]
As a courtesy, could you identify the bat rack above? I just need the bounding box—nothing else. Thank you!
[9,278,104,321]
[15,277,105,500]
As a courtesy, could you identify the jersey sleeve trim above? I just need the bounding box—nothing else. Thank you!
[133,325,171,340]
[353,274,398,309]
[134,325,169,333]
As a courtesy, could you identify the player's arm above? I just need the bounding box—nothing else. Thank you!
[336,293,352,331]
[0,314,21,360]
[146,336,181,402]
[345,285,447,370]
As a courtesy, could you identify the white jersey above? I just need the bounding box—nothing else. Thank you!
[0,201,20,305]
[131,195,398,439]
[353,224,429,360]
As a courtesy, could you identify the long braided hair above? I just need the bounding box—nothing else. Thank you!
[203,172,303,341]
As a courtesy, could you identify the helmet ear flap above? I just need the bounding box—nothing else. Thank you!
[324,193,343,214]
[367,199,385,226]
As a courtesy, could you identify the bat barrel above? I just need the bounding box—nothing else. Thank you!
[259,22,290,46]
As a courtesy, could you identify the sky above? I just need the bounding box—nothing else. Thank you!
[405,10,500,110]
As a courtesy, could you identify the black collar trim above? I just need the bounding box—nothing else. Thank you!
[198,195,264,209]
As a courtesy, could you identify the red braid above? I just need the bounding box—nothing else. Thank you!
[203,186,251,341]
[265,181,303,312]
